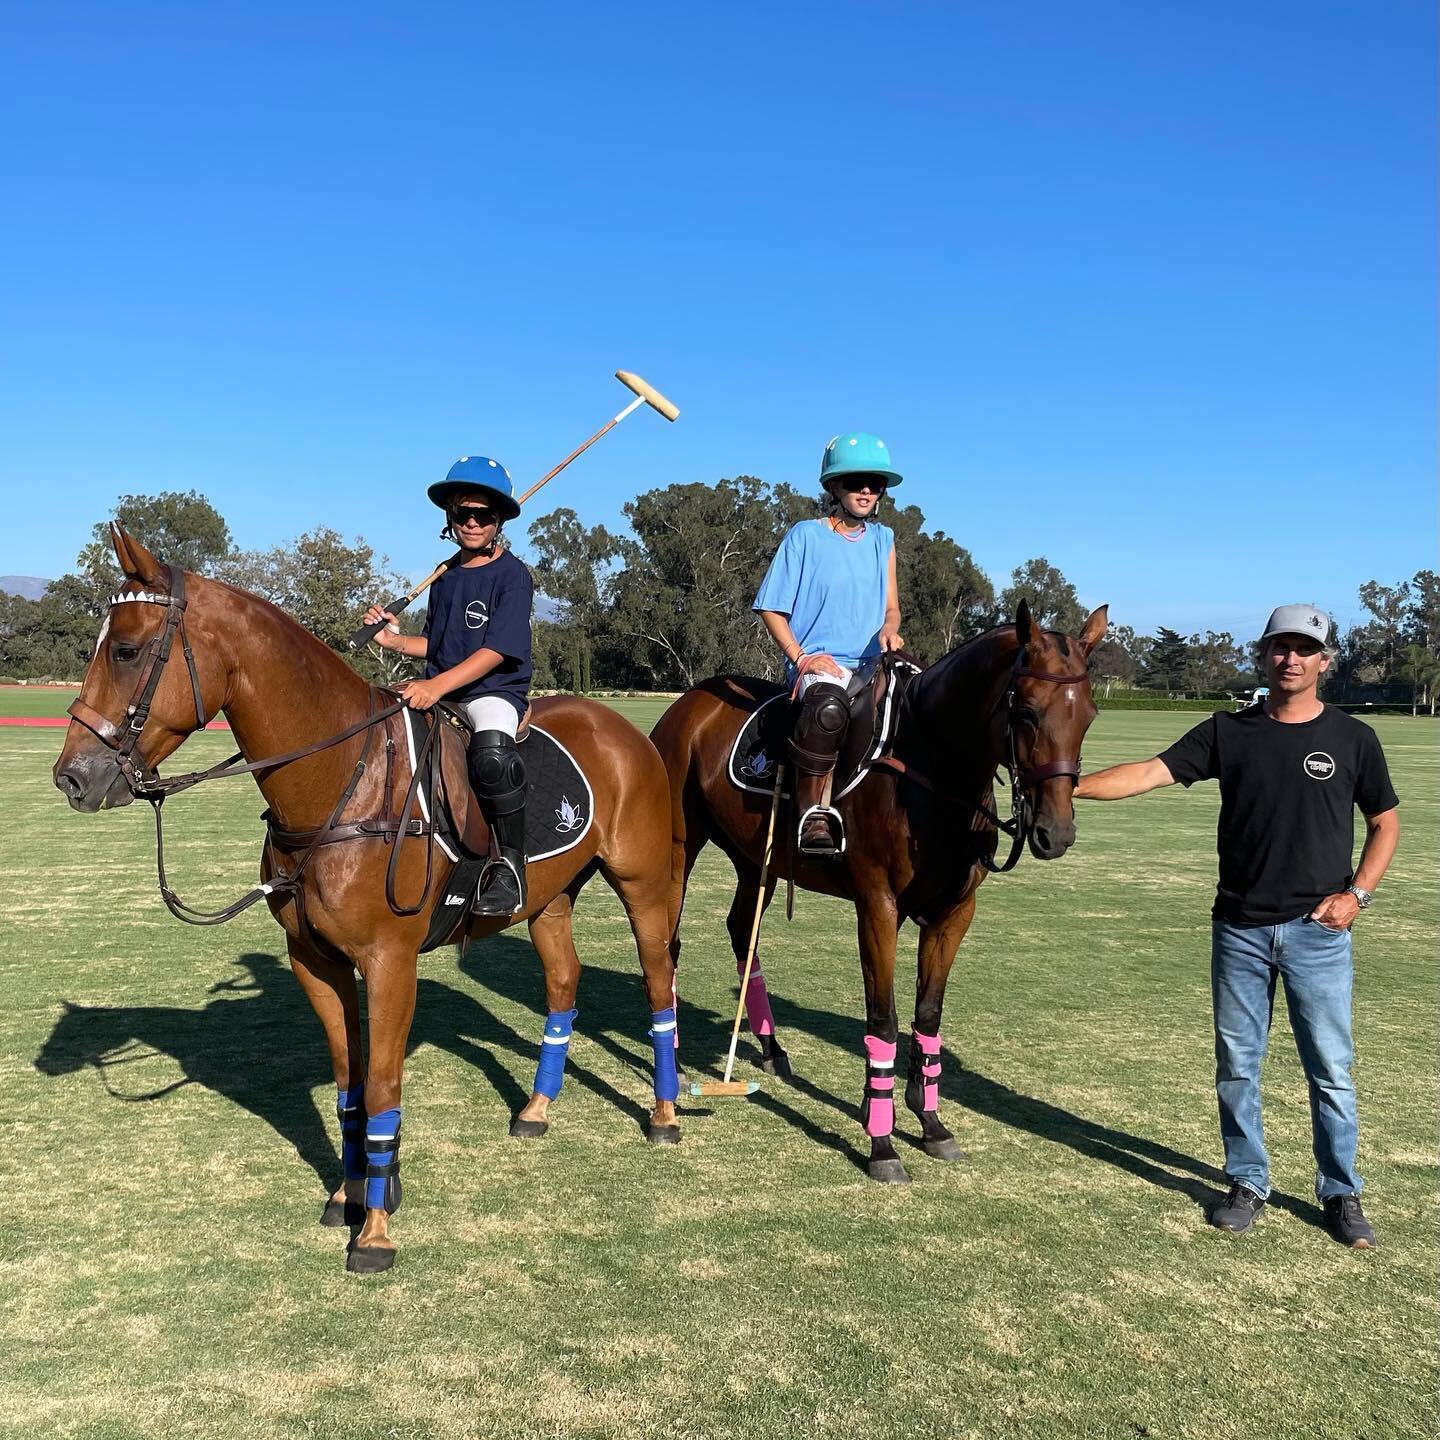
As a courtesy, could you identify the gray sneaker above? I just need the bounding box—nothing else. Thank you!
[1323,1193,1376,1249]
[1210,1182,1266,1233]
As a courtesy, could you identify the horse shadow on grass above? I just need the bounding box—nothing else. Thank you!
[31,940,739,1194]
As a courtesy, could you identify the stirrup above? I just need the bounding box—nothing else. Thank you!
[797,804,845,857]
[472,854,526,916]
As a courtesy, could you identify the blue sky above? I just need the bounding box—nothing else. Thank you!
[1,2,1432,639]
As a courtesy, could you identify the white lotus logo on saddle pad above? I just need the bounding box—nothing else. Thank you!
[1304,752,1335,780]
[742,749,771,779]
[554,796,585,832]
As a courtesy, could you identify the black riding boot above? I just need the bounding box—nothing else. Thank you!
[467,729,528,916]
[789,681,848,857]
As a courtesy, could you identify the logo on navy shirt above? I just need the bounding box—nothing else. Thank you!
[464,599,488,630]
[1303,751,1335,780]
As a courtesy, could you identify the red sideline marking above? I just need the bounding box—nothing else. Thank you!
[0,716,231,729]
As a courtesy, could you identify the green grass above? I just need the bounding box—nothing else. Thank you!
[0,685,78,718]
[2,710,1435,1439]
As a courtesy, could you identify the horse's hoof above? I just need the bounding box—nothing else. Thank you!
[509,1117,550,1140]
[867,1157,911,1184]
[320,1199,365,1228]
[346,1244,396,1275]
[760,1047,793,1080]
[922,1136,966,1162]
[647,1123,681,1146]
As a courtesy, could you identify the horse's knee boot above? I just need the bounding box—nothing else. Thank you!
[365,1108,403,1214]
[468,729,528,914]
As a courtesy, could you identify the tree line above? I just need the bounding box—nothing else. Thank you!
[3,486,1437,713]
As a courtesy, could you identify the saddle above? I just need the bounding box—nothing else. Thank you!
[727,652,923,799]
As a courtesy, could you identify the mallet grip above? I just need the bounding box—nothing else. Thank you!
[346,553,461,651]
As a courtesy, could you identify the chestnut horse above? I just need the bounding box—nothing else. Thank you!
[651,601,1108,1183]
[54,524,678,1272]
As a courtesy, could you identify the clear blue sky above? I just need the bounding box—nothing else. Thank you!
[1,2,1433,639]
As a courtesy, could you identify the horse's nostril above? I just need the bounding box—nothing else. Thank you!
[55,769,82,798]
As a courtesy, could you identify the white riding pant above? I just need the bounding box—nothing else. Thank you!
[462,696,520,737]
[795,663,852,696]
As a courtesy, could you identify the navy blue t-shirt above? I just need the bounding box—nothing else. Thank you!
[422,549,534,715]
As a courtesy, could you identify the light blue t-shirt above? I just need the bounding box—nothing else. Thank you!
[753,519,893,674]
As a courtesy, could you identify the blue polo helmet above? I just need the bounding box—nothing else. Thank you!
[427,455,521,521]
[819,432,903,489]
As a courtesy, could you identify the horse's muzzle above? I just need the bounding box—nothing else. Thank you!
[1028,815,1076,860]
[54,754,135,812]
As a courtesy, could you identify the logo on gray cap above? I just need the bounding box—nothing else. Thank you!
[1258,604,1331,647]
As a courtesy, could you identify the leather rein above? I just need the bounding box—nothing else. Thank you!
[68,566,441,925]
[875,651,1090,874]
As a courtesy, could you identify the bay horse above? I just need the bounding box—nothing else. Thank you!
[53,523,679,1272]
[650,601,1108,1183]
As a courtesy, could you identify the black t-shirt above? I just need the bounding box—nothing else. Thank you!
[423,549,534,714]
[1159,703,1398,925]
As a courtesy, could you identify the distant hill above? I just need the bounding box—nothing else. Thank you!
[1,576,49,600]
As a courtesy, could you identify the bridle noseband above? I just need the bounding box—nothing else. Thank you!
[979,654,1091,873]
[67,564,207,797]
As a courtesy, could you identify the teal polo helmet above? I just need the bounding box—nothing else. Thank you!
[427,455,521,521]
[819,432,903,489]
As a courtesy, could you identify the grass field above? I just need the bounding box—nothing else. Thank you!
[2,707,1435,1440]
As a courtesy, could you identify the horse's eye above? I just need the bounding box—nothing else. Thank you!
[111,644,141,664]
[1017,707,1040,728]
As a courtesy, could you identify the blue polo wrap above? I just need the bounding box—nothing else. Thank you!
[337,1084,366,1182]
[364,1107,403,1213]
[533,1008,578,1099]
[650,1008,679,1102]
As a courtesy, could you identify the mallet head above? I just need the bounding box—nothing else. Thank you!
[616,370,680,422]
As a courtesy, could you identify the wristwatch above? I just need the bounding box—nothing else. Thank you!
[1345,885,1373,909]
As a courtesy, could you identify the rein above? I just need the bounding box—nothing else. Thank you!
[69,568,437,926]
[878,651,1090,874]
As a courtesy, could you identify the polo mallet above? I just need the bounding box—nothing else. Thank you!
[688,764,785,1098]
[346,369,680,650]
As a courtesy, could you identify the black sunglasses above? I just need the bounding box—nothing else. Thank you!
[838,475,887,494]
[450,505,497,528]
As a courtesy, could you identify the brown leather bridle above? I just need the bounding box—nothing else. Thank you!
[981,657,1091,872]
[66,566,421,925]
[67,564,208,797]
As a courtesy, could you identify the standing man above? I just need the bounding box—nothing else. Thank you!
[1075,605,1399,1247]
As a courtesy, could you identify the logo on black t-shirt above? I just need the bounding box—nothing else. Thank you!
[464,600,488,631]
[1303,751,1335,780]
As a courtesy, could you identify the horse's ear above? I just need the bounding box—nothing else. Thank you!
[1015,597,1033,648]
[111,521,166,587]
[1078,605,1109,657]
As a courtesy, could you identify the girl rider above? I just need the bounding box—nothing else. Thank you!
[364,456,535,915]
[753,432,905,857]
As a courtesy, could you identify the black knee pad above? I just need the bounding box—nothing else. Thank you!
[790,684,848,773]
[467,730,527,816]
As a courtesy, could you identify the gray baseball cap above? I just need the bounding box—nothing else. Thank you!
[1257,604,1333,647]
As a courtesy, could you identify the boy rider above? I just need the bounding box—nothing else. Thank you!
[364,456,535,916]
[753,432,905,856]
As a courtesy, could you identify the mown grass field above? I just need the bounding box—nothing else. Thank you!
[2,707,1435,1440]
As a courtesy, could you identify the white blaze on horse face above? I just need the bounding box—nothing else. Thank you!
[1065,686,1076,707]
[93,614,111,659]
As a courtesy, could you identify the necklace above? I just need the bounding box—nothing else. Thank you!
[828,516,866,543]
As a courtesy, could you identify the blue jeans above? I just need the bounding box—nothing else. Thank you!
[1211,917,1362,1202]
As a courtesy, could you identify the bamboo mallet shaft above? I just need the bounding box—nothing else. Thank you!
[721,764,785,1086]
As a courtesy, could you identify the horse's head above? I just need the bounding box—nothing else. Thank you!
[1000,599,1108,861]
[53,523,224,812]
